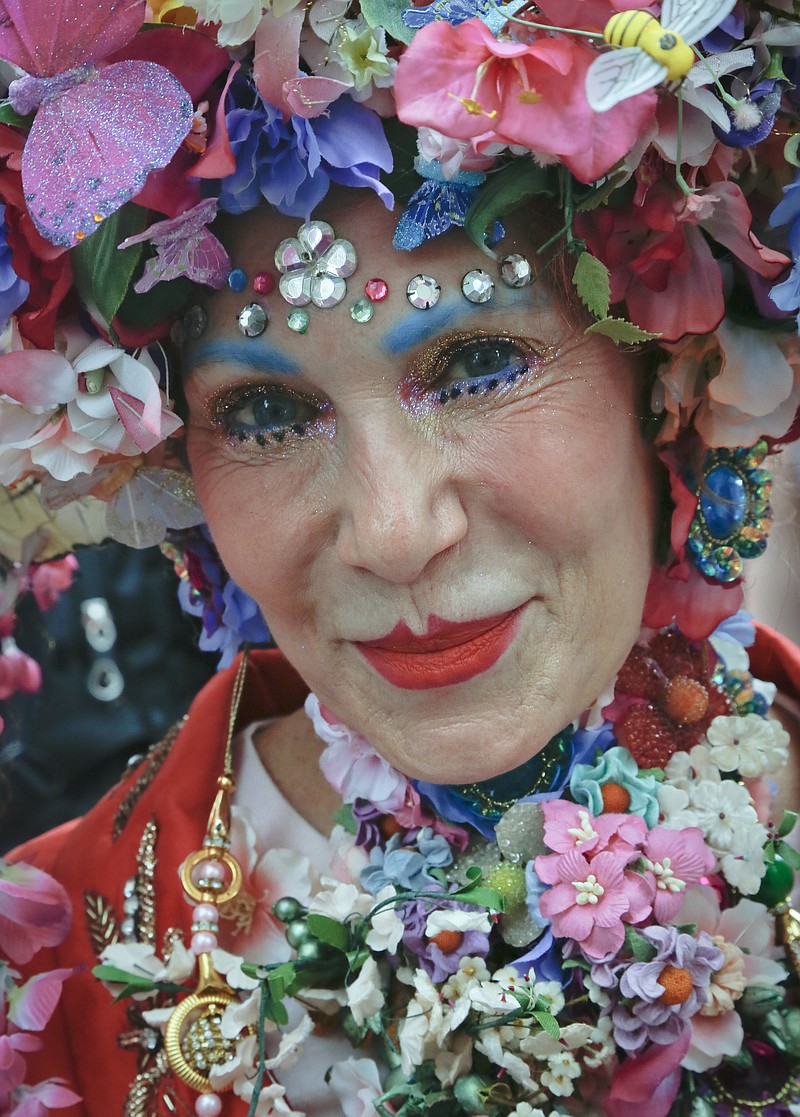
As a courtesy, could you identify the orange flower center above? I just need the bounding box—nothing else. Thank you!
[657,965,694,1005]
[431,930,465,954]
[380,815,403,839]
[600,782,631,813]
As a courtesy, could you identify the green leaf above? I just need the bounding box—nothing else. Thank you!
[92,964,159,992]
[778,810,798,838]
[360,0,413,44]
[306,913,350,952]
[116,275,192,330]
[0,100,32,129]
[454,883,505,912]
[624,926,657,963]
[532,1010,561,1038]
[465,160,558,258]
[575,171,627,212]
[785,134,800,168]
[572,252,610,320]
[333,803,357,834]
[776,840,800,870]
[763,841,776,864]
[585,317,662,344]
[71,203,151,333]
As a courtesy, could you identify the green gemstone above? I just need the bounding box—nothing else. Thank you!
[350,297,374,323]
[755,856,795,907]
[287,308,310,334]
[272,896,303,924]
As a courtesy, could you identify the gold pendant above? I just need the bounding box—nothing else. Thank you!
[165,953,240,1093]
[774,900,800,981]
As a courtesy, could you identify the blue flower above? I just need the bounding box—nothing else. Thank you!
[713,80,783,149]
[769,169,800,316]
[215,74,393,219]
[360,828,453,895]
[569,745,660,827]
[0,206,28,326]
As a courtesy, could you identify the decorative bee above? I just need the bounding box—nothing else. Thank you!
[585,0,738,112]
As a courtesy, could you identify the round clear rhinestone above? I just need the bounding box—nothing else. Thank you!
[500,253,533,288]
[287,308,310,334]
[237,303,267,337]
[406,274,441,310]
[461,269,494,304]
[350,298,374,323]
[183,304,208,339]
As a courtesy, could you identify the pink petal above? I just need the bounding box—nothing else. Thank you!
[9,968,76,1032]
[0,352,75,407]
[284,76,351,118]
[253,7,306,116]
[606,1030,691,1117]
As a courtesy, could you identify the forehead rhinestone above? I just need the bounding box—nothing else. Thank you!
[237,302,267,337]
[183,304,208,339]
[461,269,495,304]
[406,274,441,310]
[227,267,247,292]
[350,297,374,323]
[275,221,357,309]
[286,308,310,334]
[364,277,388,302]
[252,271,274,295]
[500,253,533,288]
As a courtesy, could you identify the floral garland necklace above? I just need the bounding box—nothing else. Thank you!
[97,623,800,1117]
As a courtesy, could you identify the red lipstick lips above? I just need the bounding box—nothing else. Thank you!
[356,607,524,690]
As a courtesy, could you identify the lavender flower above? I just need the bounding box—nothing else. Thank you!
[216,73,393,219]
[0,206,28,326]
[601,927,723,1053]
[401,898,490,982]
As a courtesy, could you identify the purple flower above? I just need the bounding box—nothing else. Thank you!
[215,73,393,219]
[713,79,784,149]
[0,206,28,327]
[352,799,384,851]
[401,897,490,982]
[602,927,723,1053]
[700,4,745,54]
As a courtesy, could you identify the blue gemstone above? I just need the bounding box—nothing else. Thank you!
[227,267,247,292]
[700,465,746,539]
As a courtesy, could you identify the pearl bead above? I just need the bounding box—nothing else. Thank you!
[192,859,227,886]
[191,931,218,955]
[193,903,218,924]
[195,1093,222,1117]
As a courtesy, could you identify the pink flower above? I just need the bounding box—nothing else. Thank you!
[0,644,41,701]
[27,557,78,613]
[641,827,715,923]
[312,696,410,813]
[576,182,788,341]
[540,800,646,862]
[0,862,71,965]
[394,19,655,183]
[6,1080,81,1117]
[536,848,654,960]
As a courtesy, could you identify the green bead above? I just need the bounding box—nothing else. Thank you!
[285,918,313,949]
[295,939,325,965]
[272,896,303,924]
[755,856,795,907]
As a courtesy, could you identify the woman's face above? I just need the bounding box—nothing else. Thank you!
[185,194,660,784]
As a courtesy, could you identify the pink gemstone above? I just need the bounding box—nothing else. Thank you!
[193,903,218,924]
[195,1093,223,1117]
[364,278,388,302]
[191,930,218,955]
[253,271,275,295]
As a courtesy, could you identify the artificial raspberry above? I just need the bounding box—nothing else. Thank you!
[616,644,663,701]
[663,675,709,725]
[616,704,676,768]
[648,630,704,681]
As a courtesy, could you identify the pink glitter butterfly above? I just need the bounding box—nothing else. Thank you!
[117,198,231,292]
[0,0,194,248]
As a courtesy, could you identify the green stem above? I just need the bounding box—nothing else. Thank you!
[245,981,271,1117]
[674,86,695,196]
[690,45,740,109]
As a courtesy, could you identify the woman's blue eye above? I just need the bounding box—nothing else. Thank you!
[435,339,529,404]
[220,387,317,444]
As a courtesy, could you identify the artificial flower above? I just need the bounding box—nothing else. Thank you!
[394,19,656,183]
[705,713,789,777]
[0,861,71,966]
[569,747,660,828]
[641,826,716,923]
[192,0,267,45]
[327,1057,383,1117]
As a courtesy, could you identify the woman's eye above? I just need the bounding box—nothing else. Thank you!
[216,386,319,445]
[433,338,531,402]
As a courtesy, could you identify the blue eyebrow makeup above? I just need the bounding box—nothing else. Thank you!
[187,340,301,377]
[381,287,542,356]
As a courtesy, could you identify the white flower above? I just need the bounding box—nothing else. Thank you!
[657,783,695,829]
[98,942,193,1000]
[687,780,765,854]
[365,886,404,953]
[327,1057,383,1117]
[663,744,721,789]
[346,956,385,1026]
[434,1032,473,1087]
[191,0,266,45]
[441,956,491,1001]
[541,1051,581,1096]
[335,19,396,93]
[706,714,789,778]
[469,978,517,1014]
[212,947,260,991]
[475,1028,536,1091]
[426,909,492,937]
[308,879,373,922]
[719,841,767,895]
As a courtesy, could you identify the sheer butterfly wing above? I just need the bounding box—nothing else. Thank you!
[134,229,230,292]
[585,48,666,112]
[106,468,204,550]
[0,0,145,75]
[22,60,192,247]
[661,0,738,44]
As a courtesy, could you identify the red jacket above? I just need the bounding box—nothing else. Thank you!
[10,628,800,1116]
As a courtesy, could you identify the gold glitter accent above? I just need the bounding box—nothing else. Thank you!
[707,1069,800,1113]
[113,718,186,841]
[123,1048,170,1117]
[162,926,185,963]
[219,889,257,936]
[83,890,121,957]
[75,230,85,241]
[93,213,104,223]
[454,736,567,818]
[135,819,159,947]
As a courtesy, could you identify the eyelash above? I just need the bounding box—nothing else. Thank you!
[210,334,541,447]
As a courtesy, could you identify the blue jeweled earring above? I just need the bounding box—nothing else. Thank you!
[686,440,773,583]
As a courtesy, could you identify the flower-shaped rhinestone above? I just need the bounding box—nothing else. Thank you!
[274,221,357,309]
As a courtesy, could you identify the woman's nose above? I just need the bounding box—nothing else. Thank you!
[334,424,468,584]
